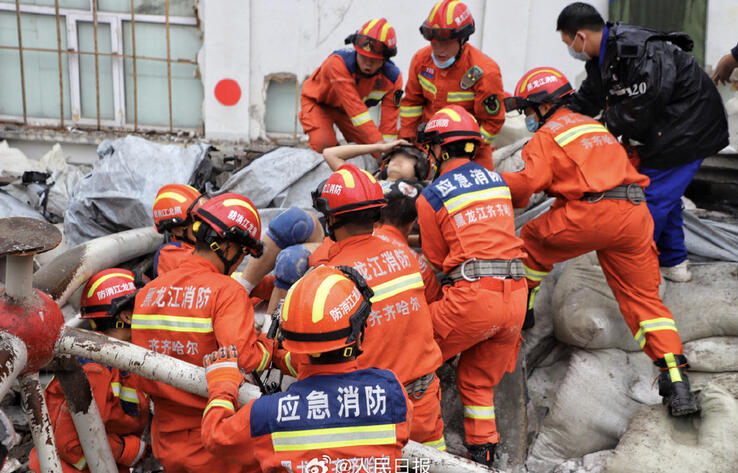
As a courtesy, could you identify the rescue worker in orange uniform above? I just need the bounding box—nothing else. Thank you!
[131,193,273,473]
[501,67,700,416]
[415,105,528,466]
[400,0,505,171]
[151,184,202,278]
[303,164,446,451]
[30,269,149,473]
[300,18,403,154]
[201,265,412,471]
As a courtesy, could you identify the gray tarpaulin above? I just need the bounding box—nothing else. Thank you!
[64,136,209,245]
[0,190,45,220]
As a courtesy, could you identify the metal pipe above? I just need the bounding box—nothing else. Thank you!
[56,328,498,472]
[20,373,63,473]
[92,0,101,130]
[33,227,164,307]
[165,0,173,132]
[50,356,117,473]
[54,0,64,127]
[13,0,27,124]
[4,254,34,300]
[0,332,27,402]
[0,45,197,64]
[129,0,138,132]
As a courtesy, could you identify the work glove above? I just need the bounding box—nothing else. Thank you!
[203,345,243,395]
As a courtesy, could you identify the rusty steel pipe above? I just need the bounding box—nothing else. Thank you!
[20,373,62,473]
[51,356,117,473]
[0,332,27,402]
[56,328,499,472]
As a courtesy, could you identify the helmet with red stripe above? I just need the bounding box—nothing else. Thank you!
[417,105,482,166]
[80,268,146,330]
[504,67,574,113]
[280,265,373,358]
[345,18,397,59]
[420,0,475,42]
[312,164,387,217]
[152,184,201,233]
[192,192,263,255]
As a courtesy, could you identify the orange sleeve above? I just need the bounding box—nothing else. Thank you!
[378,71,403,139]
[500,134,555,208]
[325,57,382,143]
[416,195,448,270]
[399,53,426,140]
[214,284,272,373]
[201,391,259,468]
[473,59,506,146]
[250,275,276,302]
[416,253,442,303]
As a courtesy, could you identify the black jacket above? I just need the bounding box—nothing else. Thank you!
[566,22,729,170]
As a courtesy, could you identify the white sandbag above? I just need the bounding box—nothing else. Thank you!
[553,253,738,351]
[682,337,738,372]
[604,383,738,473]
[526,349,659,473]
[0,141,44,179]
[495,113,531,149]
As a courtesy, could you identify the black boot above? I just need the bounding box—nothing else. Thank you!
[467,443,496,467]
[655,354,700,416]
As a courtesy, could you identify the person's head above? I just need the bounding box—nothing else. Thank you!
[379,146,432,181]
[556,2,605,61]
[504,67,574,132]
[80,268,146,342]
[153,184,202,244]
[420,0,475,68]
[416,105,482,174]
[312,164,387,241]
[345,18,397,76]
[279,265,374,365]
[380,179,424,235]
[191,193,264,275]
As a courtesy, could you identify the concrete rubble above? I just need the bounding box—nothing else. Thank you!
[0,118,737,472]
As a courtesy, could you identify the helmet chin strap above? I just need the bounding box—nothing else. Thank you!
[534,102,564,128]
[213,243,241,275]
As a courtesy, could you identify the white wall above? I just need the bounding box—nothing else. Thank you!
[201,0,732,142]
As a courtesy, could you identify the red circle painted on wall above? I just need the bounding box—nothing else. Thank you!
[214,79,241,106]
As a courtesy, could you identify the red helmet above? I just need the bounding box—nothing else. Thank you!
[192,193,263,257]
[312,164,387,217]
[504,67,574,112]
[379,145,432,181]
[80,269,143,322]
[345,18,397,59]
[420,0,475,41]
[280,265,373,355]
[152,184,201,233]
[417,105,482,147]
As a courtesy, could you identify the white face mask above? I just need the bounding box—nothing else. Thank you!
[567,33,591,61]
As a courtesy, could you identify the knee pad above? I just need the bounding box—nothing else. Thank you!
[274,244,312,289]
[266,207,315,250]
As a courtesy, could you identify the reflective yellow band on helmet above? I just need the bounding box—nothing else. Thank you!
[554,123,608,147]
[154,191,187,204]
[447,91,475,102]
[362,19,379,35]
[446,1,461,25]
[400,105,423,117]
[417,74,437,96]
[379,22,391,42]
[444,186,511,214]
[72,456,87,470]
[664,352,683,383]
[87,272,134,298]
[350,111,373,127]
[370,273,424,303]
[480,125,496,144]
[111,382,141,404]
[523,264,549,282]
[312,274,347,323]
[131,314,213,333]
[203,398,235,417]
[424,435,447,451]
[464,405,495,419]
[271,423,397,452]
[634,318,678,348]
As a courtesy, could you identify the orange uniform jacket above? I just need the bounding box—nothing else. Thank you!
[373,223,442,304]
[501,108,650,208]
[309,234,443,384]
[153,241,194,278]
[416,159,525,272]
[400,44,505,148]
[29,362,149,473]
[202,361,412,471]
[301,49,403,141]
[131,255,272,434]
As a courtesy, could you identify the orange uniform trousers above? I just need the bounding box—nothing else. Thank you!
[300,97,380,153]
[430,276,527,445]
[408,374,446,450]
[521,198,683,360]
